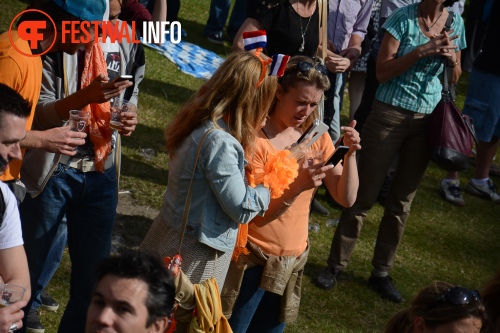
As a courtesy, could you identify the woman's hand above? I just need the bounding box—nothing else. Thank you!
[418,31,458,59]
[341,120,361,155]
[0,300,27,333]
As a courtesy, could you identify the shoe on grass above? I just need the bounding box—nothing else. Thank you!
[368,273,405,303]
[439,180,465,207]
[314,266,342,290]
[26,309,45,333]
[40,290,59,312]
[465,179,500,204]
[204,33,224,45]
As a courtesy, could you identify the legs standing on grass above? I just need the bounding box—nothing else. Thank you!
[20,164,117,333]
[204,0,247,43]
[320,101,430,299]
[324,71,348,143]
[228,265,286,333]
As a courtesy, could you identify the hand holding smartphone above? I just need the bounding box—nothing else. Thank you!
[324,146,349,167]
[111,75,133,83]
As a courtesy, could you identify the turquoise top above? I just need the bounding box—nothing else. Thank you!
[375,3,466,114]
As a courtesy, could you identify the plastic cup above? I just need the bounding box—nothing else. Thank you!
[110,98,132,130]
[0,284,25,307]
[69,110,90,133]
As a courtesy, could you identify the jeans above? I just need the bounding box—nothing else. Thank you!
[20,164,117,333]
[228,266,286,333]
[31,218,67,310]
[327,101,430,272]
[324,71,348,143]
[204,0,247,40]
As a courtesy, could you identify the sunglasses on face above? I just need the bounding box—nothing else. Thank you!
[426,286,480,311]
[297,61,328,76]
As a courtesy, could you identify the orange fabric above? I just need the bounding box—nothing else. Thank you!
[80,42,112,172]
[248,131,335,256]
[0,31,41,181]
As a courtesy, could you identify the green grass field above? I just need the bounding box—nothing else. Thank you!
[1,1,499,332]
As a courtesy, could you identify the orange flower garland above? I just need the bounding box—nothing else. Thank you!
[232,150,299,261]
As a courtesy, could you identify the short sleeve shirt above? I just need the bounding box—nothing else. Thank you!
[375,4,466,114]
[0,182,23,250]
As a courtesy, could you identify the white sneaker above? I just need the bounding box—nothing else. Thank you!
[466,179,500,204]
[440,180,465,206]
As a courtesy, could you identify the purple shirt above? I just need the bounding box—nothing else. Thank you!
[327,0,374,52]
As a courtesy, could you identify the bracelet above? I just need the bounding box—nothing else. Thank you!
[448,60,458,68]
[281,199,292,207]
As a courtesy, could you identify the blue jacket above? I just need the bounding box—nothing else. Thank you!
[159,120,271,252]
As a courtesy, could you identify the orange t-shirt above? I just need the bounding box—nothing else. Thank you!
[0,30,42,181]
[248,131,335,257]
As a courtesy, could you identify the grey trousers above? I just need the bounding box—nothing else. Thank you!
[327,100,431,273]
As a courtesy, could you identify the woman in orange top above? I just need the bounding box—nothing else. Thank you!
[223,55,360,333]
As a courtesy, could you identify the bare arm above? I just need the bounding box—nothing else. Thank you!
[450,50,461,84]
[151,0,167,22]
[0,246,30,301]
[376,31,458,84]
[231,18,263,52]
[323,120,360,207]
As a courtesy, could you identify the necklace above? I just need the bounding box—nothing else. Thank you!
[419,3,443,32]
[296,0,314,52]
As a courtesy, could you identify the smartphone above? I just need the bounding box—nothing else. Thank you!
[324,146,349,167]
[297,120,329,149]
[111,75,133,83]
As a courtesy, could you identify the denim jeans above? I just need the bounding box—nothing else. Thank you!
[324,71,348,143]
[204,0,247,40]
[20,164,117,333]
[327,101,430,272]
[31,218,67,310]
[228,266,286,333]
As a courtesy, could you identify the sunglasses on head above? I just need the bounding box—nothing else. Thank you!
[298,61,328,76]
[426,286,480,311]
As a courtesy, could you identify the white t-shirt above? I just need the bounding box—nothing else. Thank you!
[0,181,23,250]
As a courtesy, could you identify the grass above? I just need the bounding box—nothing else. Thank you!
[2,1,500,332]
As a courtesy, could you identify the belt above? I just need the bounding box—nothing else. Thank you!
[59,155,114,172]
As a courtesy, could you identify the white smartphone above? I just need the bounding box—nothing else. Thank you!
[111,75,133,83]
[297,120,329,149]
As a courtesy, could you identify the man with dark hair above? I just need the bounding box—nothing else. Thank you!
[0,83,31,333]
[85,251,175,333]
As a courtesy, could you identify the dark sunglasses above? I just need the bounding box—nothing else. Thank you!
[427,286,480,311]
[298,61,328,76]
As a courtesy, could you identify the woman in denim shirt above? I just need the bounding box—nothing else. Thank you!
[140,52,277,299]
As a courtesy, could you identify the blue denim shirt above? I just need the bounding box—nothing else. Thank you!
[159,120,271,252]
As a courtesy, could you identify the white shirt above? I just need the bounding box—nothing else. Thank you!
[0,181,23,250]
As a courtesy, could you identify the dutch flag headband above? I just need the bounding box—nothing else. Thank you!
[243,30,290,87]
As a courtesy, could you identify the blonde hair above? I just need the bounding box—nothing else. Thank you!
[165,52,277,156]
[273,55,330,131]
[384,282,485,333]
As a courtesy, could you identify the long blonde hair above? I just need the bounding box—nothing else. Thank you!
[165,52,277,156]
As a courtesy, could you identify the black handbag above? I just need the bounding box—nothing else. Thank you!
[427,62,478,171]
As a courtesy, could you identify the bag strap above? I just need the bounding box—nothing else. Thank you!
[441,12,454,94]
[177,128,216,254]
[317,0,328,119]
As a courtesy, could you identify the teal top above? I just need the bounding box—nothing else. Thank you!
[375,3,466,114]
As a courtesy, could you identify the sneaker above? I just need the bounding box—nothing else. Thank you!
[439,180,465,207]
[204,33,224,45]
[26,309,45,333]
[311,198,330,216]
[40,290,59,312]
[314,266,342,290]
[368,273,405,303]
[466,179,500,204]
